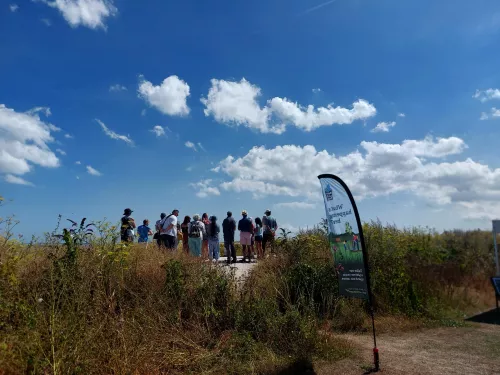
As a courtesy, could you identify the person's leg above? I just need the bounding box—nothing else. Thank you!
[230,241,236,263]
[188,237,194,255]
[208,240,214,260]
[240,245,246,262]
[262,234,268,257]
[214,240,220,261]
[224,241,230,263]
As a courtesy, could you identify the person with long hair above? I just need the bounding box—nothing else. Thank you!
[201,213,210,259]
[254,217,263,259]
[207,216,220,262]
[181,215,191,253]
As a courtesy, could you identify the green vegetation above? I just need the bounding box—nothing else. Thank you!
[0,213,495,374]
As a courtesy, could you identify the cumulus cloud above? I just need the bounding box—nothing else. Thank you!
[96,119,134,146]
[40,0,117,30]
[5,174,34,186]
[201,78,376,134]
[185,141,197,151]
[75,161,81,165]
[10,4,19,12]
[371,121,396,133]
[56,148,66,155]
[189,179,221,198]
[205,136,499,219]
[64,134,74,139]
[151,125,165,137]
[473,88,500,102]
[275,202,316,209]
[109,84,126,92]
[492,108,500,118]
[0,104,60,178]
[398,113,406,117]
[86,165,101,176]
[138,75,190,116]
[312,88,321,93]
[480,112,489,121]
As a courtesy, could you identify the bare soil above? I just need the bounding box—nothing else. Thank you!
[315,322,500,375]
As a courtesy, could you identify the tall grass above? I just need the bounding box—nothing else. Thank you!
[0,215,496,373]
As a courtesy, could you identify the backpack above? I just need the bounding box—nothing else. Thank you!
[189,221,202,238]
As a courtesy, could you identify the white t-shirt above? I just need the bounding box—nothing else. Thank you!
[162,215,177,236]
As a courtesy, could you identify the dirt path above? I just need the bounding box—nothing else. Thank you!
[315,322,500,375]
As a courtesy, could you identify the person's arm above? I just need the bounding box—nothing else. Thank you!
[237,220,241,231]
[201,223,207,237]
[130,218,136,229]
[165,217,175,232]
[231,220,236,233]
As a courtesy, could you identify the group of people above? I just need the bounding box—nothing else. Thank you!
[120,208,278,264]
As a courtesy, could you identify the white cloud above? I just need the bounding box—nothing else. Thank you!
[0,104,60,177]
[64,133,74,139]
[185,141,197,151]
[26,106,52,117]
[109,84,127,92]
[201,78,376,134]
[41,18,52,26]
[5,174,34,186]
[86,165,101,176]
[189,179,221,198]
[40,0,117,30]
[398,113,406,118]
[141,109,147,116]
[10,4,18,12]
[151,125,165,137]
[473,88,500,102]
[201,78,272,133]
[312,88,321,93]
[138,75,190,116]
[75,161,81,165]
[371,121,396,133]
[186,166,193,172]
[275,202,316,209]
[197,142,206,152]
[480,112,489,121]
[96,119,134,146]
[56,148,66,155]
[492,107,500,118]
[206,136,500,219]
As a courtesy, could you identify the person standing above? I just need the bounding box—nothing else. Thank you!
[262,209,278,256]
[155,213,167,248]
[207,216,220,262]
[159,209,179,250]
[120,208,136,243]
[238,210,253,263]
[137,219,153,243]
[188,214,206,257]
[201,213,210,259]
[254,217,264,259]
[181,216,191,253]
[222,211,237,264]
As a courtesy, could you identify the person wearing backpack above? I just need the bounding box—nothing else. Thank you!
[159,209,179,250]
[262,209,278,256]
[120,208,136,243]
[188,214,206,257]
[206,216,220,262]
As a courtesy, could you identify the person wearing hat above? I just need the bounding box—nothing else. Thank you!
[120,208,136,243]
[262,209,278,256]
[222,211,237,264]
[238,210,254,263]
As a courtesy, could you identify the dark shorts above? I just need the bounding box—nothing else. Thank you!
[254,235,263,242]
[160,234,176,249]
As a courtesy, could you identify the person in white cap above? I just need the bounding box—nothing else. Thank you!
[238,210,254,263]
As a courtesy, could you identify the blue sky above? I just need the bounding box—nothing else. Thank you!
[1,0,500,238]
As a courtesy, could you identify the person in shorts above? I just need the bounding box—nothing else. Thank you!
[159,209,179,250]
[238,210,253,263]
